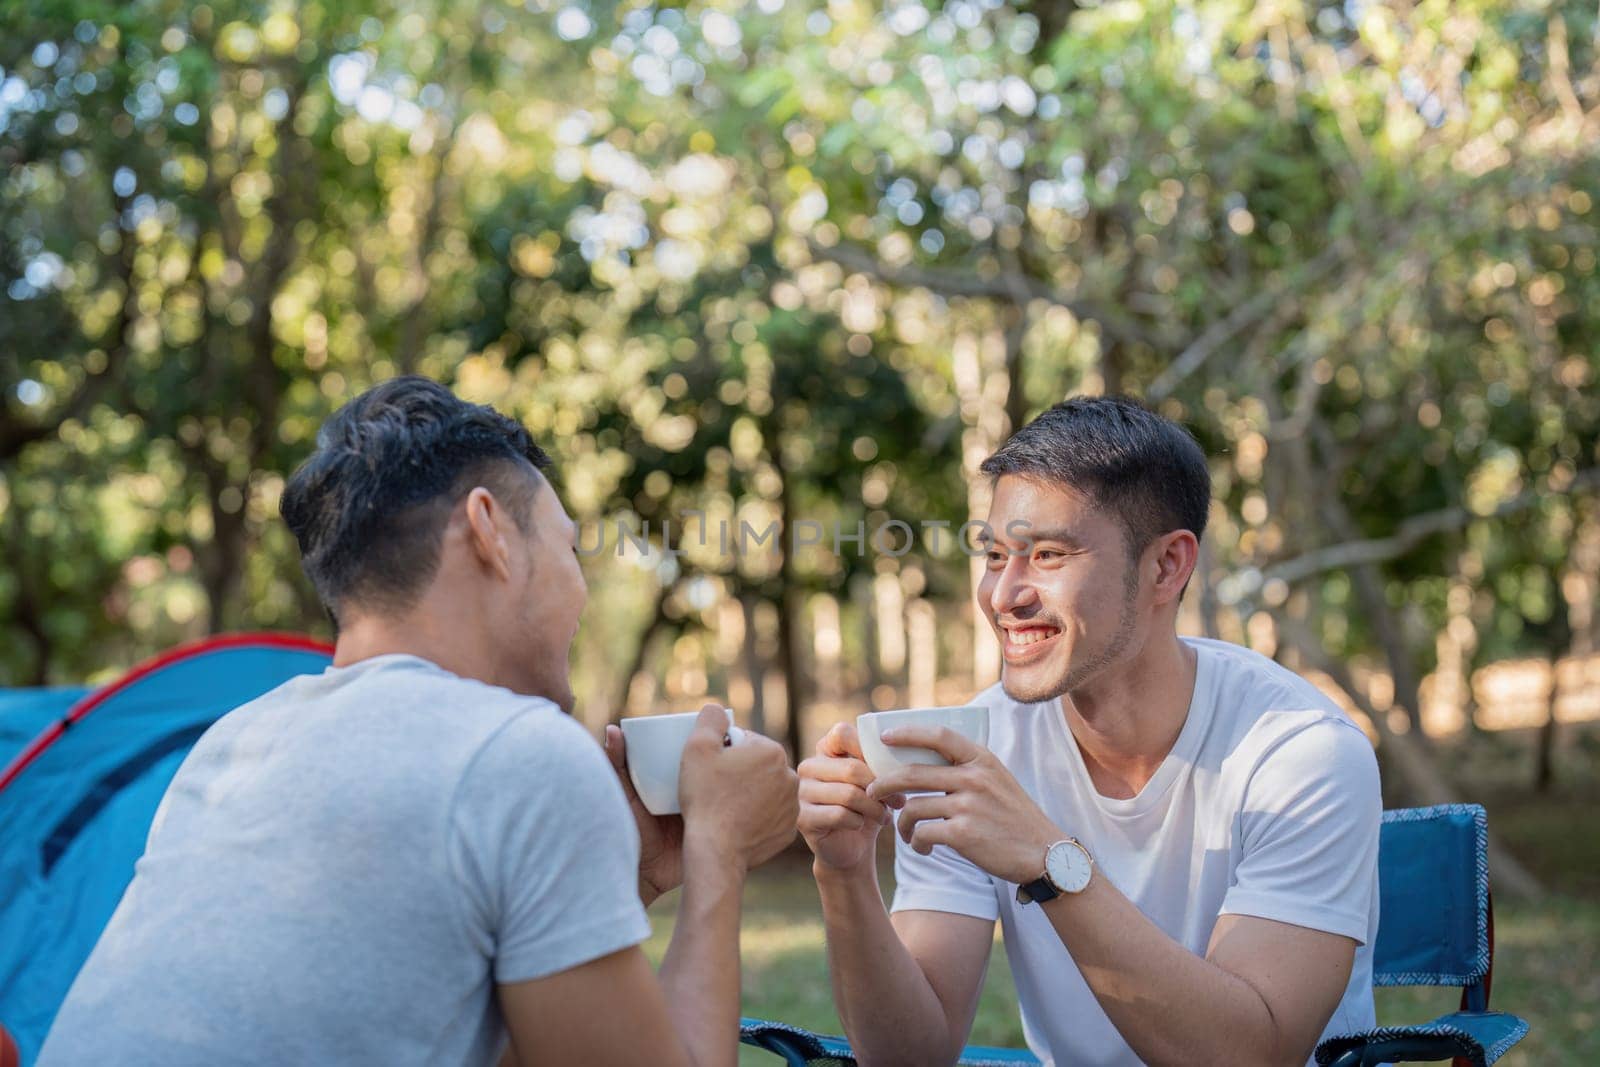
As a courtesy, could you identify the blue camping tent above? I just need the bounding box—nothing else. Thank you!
[0,634,333,1064]
[0,689,87,771]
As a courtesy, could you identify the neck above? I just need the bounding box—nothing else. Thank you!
[333,603,501,689]
[1059,630,1197,799]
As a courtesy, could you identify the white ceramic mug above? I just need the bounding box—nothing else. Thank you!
[618,708,745,816]
[856,705,990,779]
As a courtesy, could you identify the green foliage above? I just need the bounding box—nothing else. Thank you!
[1,0,1597,720]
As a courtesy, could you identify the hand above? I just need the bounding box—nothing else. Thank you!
[604,723,685,906]
[866,725,1062,885]
[797,722,898,875]
[678,703,799,872]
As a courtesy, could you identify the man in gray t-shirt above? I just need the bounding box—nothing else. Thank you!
[39,378,798,1067]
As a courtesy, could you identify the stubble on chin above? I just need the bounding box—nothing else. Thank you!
[998,651,1071,706]
[997,573,1141,706]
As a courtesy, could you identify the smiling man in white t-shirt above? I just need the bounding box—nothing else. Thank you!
[799,396,1380,1066]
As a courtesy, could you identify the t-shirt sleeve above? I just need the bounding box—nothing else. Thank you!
[1219,717,1381,943]
[449,706,652,984]
[889,835,1001,922]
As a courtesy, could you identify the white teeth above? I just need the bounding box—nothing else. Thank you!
[1009,629,1056,646]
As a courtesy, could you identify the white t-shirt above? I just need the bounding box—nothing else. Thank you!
[39,654,651,1066]
[891,638,1381,1067]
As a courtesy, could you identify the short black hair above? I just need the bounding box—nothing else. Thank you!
[979,395,1210,555]
[281,375,550,619]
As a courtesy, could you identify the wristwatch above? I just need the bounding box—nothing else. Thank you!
[1015,838,1094,905]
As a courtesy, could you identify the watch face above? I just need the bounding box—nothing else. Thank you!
[1046,841,1092,893]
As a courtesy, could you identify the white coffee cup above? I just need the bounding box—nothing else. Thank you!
[619,708,745,816]
[856,705,990,779]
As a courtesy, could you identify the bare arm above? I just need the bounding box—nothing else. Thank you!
[497,847,767,1067]
[801,723,995,1066]
[655,705,799,1067]
[818,864,995,1066]
[497,947,693,1067]
[1037,879,1355,1066]
[654,836,748,1067]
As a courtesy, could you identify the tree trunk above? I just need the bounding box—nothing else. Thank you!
[740,593,768,737]
[953,331,1007,689]
[1534,665,1559,792]
[3,504,51,684]
[202,496,248,634]
[1315,492,1429,738]
[775,577,805,760]
[1002,299,1029,436]
[1541,506,1600,788]
[812,592,843,702]
[762,411,807,760]
[609,579,674,725]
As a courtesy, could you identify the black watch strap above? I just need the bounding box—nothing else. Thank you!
[1016,875,1059,905]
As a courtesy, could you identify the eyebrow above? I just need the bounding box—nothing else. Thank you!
[1016,528,1084,549]
[977,526,1085,551]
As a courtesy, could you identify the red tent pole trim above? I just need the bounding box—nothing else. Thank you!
[0,632,333,794]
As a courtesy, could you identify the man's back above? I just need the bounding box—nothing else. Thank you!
[38,653,649,1066]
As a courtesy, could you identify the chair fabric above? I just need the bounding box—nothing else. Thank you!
[739,1018,1041,1066]
[1369,805,1490,987]
[1314,1010,1531,1067]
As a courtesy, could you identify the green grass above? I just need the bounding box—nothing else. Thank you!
[645,846,1600,1064]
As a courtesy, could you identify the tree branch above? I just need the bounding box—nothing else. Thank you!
[806,238,1148,348]
[1258,467,1600,589]
[1147,241,1346,401]
[396,116,460,375]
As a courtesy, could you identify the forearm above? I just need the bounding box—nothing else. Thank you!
[815,861,962,1066]
[657,836,746,1067]
[1041,879,1287,1066]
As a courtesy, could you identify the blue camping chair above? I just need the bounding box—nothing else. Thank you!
[740,804,1528,1066]
[1314,804,1527,1067]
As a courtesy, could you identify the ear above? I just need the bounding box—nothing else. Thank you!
[463,487,516,583]
[1148,529,1199,607]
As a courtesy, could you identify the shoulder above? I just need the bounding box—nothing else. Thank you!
[1187,637,1378,791]
[458,698,611,792]
[449,700,631,863]
[1189,637,1346,718]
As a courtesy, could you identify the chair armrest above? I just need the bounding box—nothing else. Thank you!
[1315,1010,1530,1067]
[738,1018,1041,1066]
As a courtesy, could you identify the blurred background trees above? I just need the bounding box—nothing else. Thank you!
[3,1,1599,883]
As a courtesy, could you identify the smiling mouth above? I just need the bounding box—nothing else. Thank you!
[1001,624,1062,662]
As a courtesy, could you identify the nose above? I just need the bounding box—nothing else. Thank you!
[987,552,1038,619]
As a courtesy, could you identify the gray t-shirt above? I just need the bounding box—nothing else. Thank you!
[38,654,650,1066]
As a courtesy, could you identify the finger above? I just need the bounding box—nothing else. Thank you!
[908,818,956,856]
[800,806,867,835]
[799,779,892,823]
[816,722,866,760]
[878,725,981,764]
[798,754,876,790]
[740,731,792,768]
[603,725,627,771]
[867,764,964,800]
[686,702,734,750]
[896,795,955,844]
